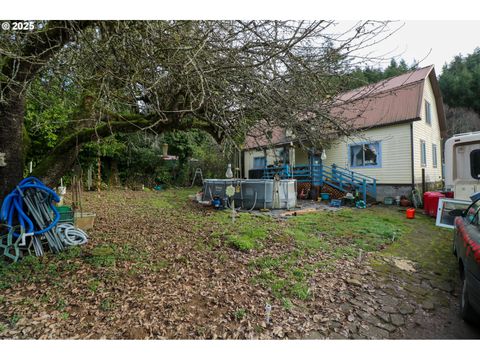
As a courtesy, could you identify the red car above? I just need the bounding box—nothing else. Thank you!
[453,192,480,322]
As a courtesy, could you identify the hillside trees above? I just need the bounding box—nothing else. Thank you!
[346,58,416,89]
[439,48,480,137]
[439,48,480,115]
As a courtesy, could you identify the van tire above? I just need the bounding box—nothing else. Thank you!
[460,276,476,322]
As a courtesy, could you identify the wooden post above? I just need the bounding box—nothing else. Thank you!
[97,156,101,192]
[362,179,367,203]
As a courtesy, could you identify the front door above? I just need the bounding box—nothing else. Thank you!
[309,151,322,186]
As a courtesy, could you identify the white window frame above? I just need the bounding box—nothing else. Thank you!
[435,198,471,229]
[432,143,438,168]
[348,141,382,169]
[420,140,427,167]
[425,100,432,125]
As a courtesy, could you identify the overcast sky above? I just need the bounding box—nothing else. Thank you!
[349,21,480,74]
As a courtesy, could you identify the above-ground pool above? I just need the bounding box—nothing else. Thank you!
[201,179,297,210]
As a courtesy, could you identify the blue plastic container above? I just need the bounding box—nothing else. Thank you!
[329,199,342,207]
[321,193,330,201]
[212,197,222,209]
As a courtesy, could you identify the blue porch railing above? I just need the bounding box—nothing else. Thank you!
[261,163,377,203]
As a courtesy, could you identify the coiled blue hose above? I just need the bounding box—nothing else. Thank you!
[0,177,60,237]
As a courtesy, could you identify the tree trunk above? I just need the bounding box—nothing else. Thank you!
[0,90,25,204]
[0,21,93,203]
[106,158,121,188]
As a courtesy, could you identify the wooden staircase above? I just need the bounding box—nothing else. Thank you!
[262,163,377,203]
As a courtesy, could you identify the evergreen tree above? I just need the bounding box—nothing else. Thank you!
[439,48,480,116]
[346,58,417,90]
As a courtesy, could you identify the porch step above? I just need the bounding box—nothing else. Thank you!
[320,183,376,204]
[260,163,377,203]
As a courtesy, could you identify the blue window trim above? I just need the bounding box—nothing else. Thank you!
[432,143,438,168]
[253,156,266,169]
[348,141,382,169]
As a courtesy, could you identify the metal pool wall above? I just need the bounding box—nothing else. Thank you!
[201,179,297,210]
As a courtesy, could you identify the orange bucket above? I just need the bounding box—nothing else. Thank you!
[406,208,416,219]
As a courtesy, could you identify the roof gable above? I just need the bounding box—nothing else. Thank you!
[333,65,446,131]
[244,65,446,150]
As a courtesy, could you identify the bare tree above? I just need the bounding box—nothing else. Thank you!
[0,20,394,199]
[444,104,480,138]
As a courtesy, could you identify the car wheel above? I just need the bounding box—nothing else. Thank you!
[460,276,476,322]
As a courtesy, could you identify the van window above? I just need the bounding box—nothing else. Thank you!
[471,149,480,179]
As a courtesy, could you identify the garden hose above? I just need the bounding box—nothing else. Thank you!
[56,223,88,246]
[0,177,60,237]
[0,177,88,261]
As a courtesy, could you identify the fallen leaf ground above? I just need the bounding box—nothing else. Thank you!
[0,188,479,339]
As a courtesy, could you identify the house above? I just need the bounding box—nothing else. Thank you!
[242,65,447,202]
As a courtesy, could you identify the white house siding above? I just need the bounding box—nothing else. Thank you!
[322,123,412,184]
[412,77,443,185]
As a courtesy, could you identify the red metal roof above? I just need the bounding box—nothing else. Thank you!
[244,65,446,150]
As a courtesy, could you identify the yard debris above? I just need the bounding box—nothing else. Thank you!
[345,278,362,287]
[280,208,318,217]
[392,258,417,272]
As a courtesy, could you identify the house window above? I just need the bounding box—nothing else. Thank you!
[425,100,432,125]
[471,149,480,180]
[432,144,438,168]
[349,142,381,168]
[253,156,266,169]
[420,140,427,167]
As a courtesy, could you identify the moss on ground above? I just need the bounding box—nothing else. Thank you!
[370,206,457,283]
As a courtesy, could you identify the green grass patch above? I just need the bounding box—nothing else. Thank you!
[59,311,70,320]
[141,187,200,210]
[9,314,20,326]
[233,308,246,320]
[282,297,293,310]
[251,253,312,301]
[227,227,267,251]
[286,208,408,257]
[88,279,101,292]
[87,245,117,267]
[245,206,410,302]
[100,298,114,311]
[0,255,57,289]
[374,208,457,282]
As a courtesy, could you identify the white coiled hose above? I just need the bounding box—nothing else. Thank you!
[56,223,88,246]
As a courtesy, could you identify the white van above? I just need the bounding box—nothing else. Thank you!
[444,131,480,201]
